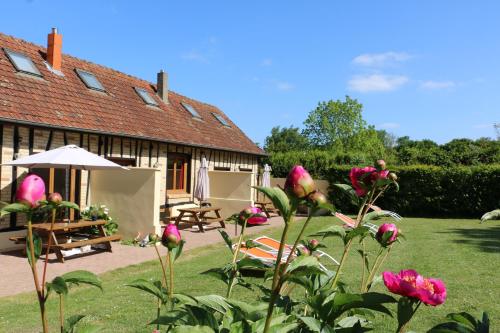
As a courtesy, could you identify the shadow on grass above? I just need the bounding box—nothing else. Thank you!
[440,225,500,253]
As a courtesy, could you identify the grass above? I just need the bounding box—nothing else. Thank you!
[0,217,498,332]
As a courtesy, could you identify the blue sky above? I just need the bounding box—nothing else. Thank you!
[2,1,499,145]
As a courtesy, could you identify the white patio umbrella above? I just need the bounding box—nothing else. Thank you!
[194,156,210,204]
[261,164,272,188]
[4,144,127,207]
[4,144,126,170]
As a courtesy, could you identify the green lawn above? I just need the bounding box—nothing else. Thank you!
[0,217,498,332]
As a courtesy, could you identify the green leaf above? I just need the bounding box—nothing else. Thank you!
[74,325,102,333]
[253,186,291,219]
[171,325,215,333]
[330,292,396,319]
[63,314,86,333]
[285,256,325,278]
[236,257,270,270]
[62,270,103,291]
[59,201,80,210]
[26,232,42,265]
[345,226,371,244]
[150,310,189,326]
[299,316,322,332]
[333,184,360,207]
[1,202,31,217]
[363,210,399,222]
[218,229,233,252]
[47,276,68,295]
[427,322,475,333]
[171,240,185,261]
[397,297,419,331]
[309,225,346,241]
[195,294,232,314]
[126,279,167,303]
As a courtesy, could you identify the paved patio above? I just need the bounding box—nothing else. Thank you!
[0,216,285,298]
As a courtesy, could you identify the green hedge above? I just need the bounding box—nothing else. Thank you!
[325,165,500,218]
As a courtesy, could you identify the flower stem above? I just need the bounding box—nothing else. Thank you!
[41,208,57,296]
[363,247,384,292]
[59,293,64,333]
[167,250,174,301]
[263,220,291,333]
[397,301,422,333]
[331,237,353,289]
[227,219,248,298]
[27,219,48,333]
[153,244,168,330]
[360,240,366,291]
[282,213,314,269]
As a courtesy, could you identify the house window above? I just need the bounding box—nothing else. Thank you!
[75,69,106,92]
[134,87,159,106]
[108,157,136,167]
[167,154,190,193]
[4,48,43,77]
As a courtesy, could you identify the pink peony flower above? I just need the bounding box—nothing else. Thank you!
[349,166,376,196]
[383,269,422,299]
[418,278,447,306]
[162,223,181,249]
[383,270,447,306]
[16,174,46,208]
[284,165,315,199]
[376,223,398,246]
[239,206,268,225]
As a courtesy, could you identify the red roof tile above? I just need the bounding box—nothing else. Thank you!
[0,32,264,156]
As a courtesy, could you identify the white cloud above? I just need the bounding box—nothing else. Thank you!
[348,74,408,92]
[352,52,412,67]
[420,80,456,90]
[275,81,294,91]
[379,122,401,129]
[181,50,209,63]
[261,58,273,66]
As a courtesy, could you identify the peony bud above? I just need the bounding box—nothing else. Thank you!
[309,239,320,250]
[375,159,386,171]
[297,246,310,256]
[307,191,328,207]
[48,192,63,205]
[376,223,398,247]
[239,206,268,225]
[284,165,316,199]
[349,166,376,197]
[16,174,46,208]
[161,223,181,249]
[388,172,398,181]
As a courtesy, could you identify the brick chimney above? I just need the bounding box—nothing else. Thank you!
[157,70,168,103]
[47,28,62,71]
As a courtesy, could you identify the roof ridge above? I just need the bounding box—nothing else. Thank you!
[0,31,220,109]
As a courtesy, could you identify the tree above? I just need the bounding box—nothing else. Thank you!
[302,96,367,149]
[377,130,397,149]
[264,126,309,153]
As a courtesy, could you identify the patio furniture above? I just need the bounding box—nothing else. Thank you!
[334,212,379,234]
[175,207,225,232]
[254,201,280,218]
[252,236,339,266]
[30,220,121,263]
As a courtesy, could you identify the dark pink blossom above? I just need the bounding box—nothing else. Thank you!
[284,165,315,199]
[16,174,46,208]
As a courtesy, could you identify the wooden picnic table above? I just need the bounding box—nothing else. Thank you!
[175,207,225,232]
[255,201,281,218]
[30,220,121,263]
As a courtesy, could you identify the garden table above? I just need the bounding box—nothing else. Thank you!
[30,220,121,263]
[174,207,225,232]
[255,201,281,218]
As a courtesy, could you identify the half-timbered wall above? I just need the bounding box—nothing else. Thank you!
[0,123,260,231]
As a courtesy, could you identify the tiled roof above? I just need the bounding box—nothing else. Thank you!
[0,32,265,156]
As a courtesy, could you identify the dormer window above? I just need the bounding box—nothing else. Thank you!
[134,87,159,106]
[4,48,43,77]
[181,102,202,119]
[212,112,230,127]
[75,69,105,92]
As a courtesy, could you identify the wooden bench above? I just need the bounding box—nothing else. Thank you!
[54,234,122,250]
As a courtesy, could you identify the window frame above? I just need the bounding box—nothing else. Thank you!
[166,153,191,194]
[181,102,202,119]
[134,87,159,106]
[75,68,106,92]
[3,48,43,77]
[212,112,230,127]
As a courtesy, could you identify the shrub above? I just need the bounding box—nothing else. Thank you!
[326,164,500,217]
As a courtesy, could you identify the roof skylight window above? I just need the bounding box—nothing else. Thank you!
[134,87,159,106]
[4,48,43,77]
[181,102,202,119]
[212,113,230,127]
[75,69,105,91]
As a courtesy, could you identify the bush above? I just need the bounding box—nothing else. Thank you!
[326,164,500,218]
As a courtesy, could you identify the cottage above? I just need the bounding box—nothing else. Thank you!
[0,29,265,250]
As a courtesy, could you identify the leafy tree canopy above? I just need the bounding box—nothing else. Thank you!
[264,126,309,153]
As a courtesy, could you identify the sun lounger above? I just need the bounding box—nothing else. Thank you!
[252,236,339,266]
[334,212,379,234]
